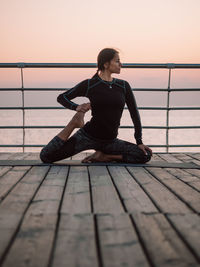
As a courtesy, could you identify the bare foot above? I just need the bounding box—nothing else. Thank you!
[70,112,85,128]
[82,151,110,163]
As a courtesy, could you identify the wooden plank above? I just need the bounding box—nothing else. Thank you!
[149,153,164,162]
[165,168,199,183]
[167,214,200,260]
[0,153,13,160]
[182,168,200,191]
[23,153,40,160]
[97,214,149,267]
[132,213,199,266]
[89,166,124,214]
[51,214,98,267]
[108,166,158,214]
[8,153,31,160]
[0,153,37,161]
[127,167,191,214]
[158,153,183,163]
[2,214,57,267]
[165,168,200,192]
[172,153,200,166]
[146,167,200,213]
[0,166,49,260]
[0,166,30,201]
[1,166,67,267]
[0,166,12,177]
[191,153,200,160]
[187,153,200,163]
[187,180,200,192]
[61,166,91,214]
[28,166,68,215]
[184,168,200,179]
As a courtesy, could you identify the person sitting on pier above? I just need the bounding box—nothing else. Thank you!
[40,48,152,163]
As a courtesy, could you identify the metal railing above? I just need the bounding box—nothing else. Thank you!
[0,63,200,152]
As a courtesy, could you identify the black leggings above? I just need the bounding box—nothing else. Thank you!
[40,128,151,164]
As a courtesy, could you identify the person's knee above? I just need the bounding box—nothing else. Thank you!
[125,148,151,164]
[142,149,152,163]
[40,135,77,163]
[40,148,53,163]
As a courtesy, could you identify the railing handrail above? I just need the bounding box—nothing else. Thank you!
[1,62,200,152]
[1,62,200,68]
[0,88,200,92]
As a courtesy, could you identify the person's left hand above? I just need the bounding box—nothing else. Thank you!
[138,144,153,156]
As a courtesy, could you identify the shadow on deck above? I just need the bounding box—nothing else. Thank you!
[0,152,200,267]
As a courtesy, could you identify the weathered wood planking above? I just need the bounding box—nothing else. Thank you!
[186,153,200,163]
[157,153,183,163]
[184,168,200,179]
[147,153,164,162]
[2,214,57,267]
[0,153,29,160]
[173,153,200,166]
[127,167,192,214]
[1,166,67,267]
[0,166,12,178]
[28,166,68,215]
[0,166,49,261]
[0,152,200,267]
[0,166,31,201]
[108,166,158,214]
[164,168,200,192]
[51,214,98,267]
[89,166,124,214]
[132,213,199,266]
[167,213,200,260]
[191,153,200,161]
[8,153,31,160]
[97,214,149,267]
[0,154,13,160]
[23,153,40,160]
[146,167,200,213]
[61,166,91,214]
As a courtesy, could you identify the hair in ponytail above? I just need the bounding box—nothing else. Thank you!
[91,48,119,78]
[91,69,99,79]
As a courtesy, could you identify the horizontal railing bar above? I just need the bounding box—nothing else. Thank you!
[124,107,200,111]
[148,145,200,147]
[0,126,200,129]
[1,88,200,92]
[120,126,200,129]
[1,107,200,111]
[1,144,199,148]
[0,63,200,69]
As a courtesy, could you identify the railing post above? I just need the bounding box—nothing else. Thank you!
[20,67,25,153]
[166,66,172,153]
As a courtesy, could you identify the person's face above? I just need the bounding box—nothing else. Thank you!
[105,53,122,74]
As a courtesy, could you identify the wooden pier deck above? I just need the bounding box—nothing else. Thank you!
[0,152,200,267]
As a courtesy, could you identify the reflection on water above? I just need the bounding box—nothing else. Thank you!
[0,110,199,153]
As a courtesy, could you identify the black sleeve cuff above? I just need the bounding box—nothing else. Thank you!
[71,104,78,111]
[136,139,143,145]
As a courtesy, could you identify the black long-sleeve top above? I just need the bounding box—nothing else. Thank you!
[57,75,143,145]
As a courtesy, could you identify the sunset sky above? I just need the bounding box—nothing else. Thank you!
[0,0,200,89]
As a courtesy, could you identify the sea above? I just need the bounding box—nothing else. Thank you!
[0,109,199,153]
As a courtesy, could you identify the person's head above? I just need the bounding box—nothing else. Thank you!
[92,48,122,77]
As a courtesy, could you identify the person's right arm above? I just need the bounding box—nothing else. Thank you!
[57,79,89,111]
